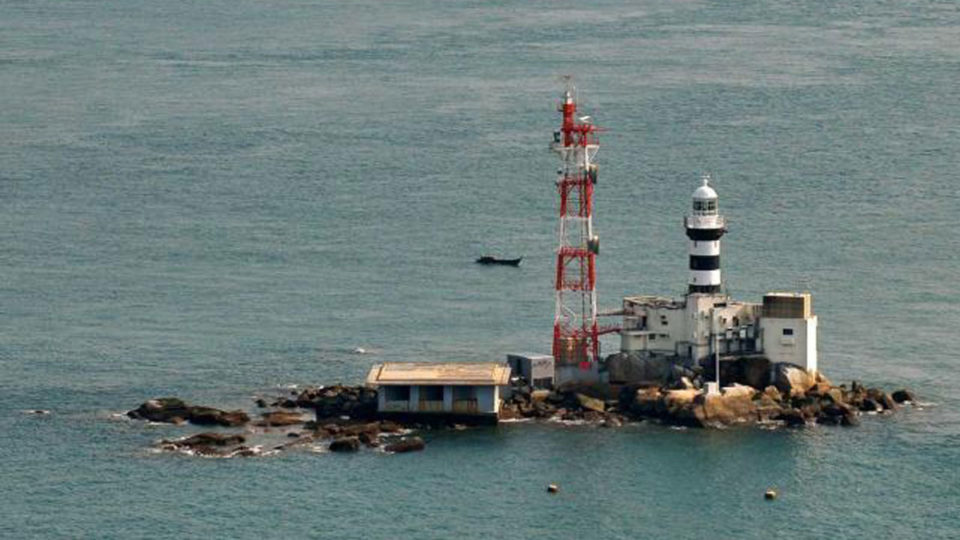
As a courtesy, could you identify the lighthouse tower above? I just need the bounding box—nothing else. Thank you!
[685,175,726,294]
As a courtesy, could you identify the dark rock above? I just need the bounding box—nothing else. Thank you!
[254,398,268,408]
[867,388,897,411]
[606,352,673,385]
[256,411,305,427]
[163,432,246,449]
[384,436,425,453]
[328,437,360,452]
[778,408,807,427]
[631,387,663,418]
[187,407,250,427]
[891,389,915,404]
[287,431,301,438]
[127,398,190,423]
[859,397,881,412]
[358,431,380,447]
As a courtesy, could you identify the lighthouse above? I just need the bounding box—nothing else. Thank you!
[685,175,726,295]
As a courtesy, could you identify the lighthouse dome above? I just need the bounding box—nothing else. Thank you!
[692,177,717,200]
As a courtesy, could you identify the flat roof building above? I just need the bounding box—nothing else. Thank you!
[365,362,511,423]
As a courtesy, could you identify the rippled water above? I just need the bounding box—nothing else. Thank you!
[2,0,958,538]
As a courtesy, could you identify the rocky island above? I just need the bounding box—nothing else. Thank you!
[126,355,916,458]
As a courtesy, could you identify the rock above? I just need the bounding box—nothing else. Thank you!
[721,384,754,399]
[127,398,250,427]
[778,408,807,427]
[867,388,897,411]
[765,488,778,500]
[499,403,521,420]
[891,389,915,404]
[601,415,623,428]
[254,398,268,408]
[576,393,605,413]
[328,437,361,452]
[605,352,674,385]
[127,398,190,423]
[187,407,250,427]
[358,431,380,447]
[530,389,551,402]
[163,432,246,449]
[772,363,816,398]
[762,386,783,402]
[631,387,663,418]
[822,402,859,427]
[384,436,425,453]
[723,357,772,389]
[859,397,881,412]
[693,392,757,426]
[547,483,559,493]
[257,411,305,427]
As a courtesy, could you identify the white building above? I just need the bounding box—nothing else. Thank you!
[365,362,511,422]
[617,177,818,374]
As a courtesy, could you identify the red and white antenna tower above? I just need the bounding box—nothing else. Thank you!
[550,79,601,368]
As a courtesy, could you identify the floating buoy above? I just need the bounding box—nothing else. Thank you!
[764,488,778,500]
[547,484,560,494]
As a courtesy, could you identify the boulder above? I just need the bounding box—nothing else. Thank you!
[778,408,807,427]
[576,393,606,413]
[772,363,816,398]
[163,432,246,449]
[891,389,915,404]
[384,436,425,453]
[693,392,757,426]
[866,388,897,411]
[762,386,783,402]
[256,411,305,427]
[127,398,190,423]
[358,431,380,447]
[328,437,361,452]
[605,352,674,385]
[724,357,771,389]
[859,397,881,412]
[721,384,754,399]
[530,390,551,402]
[127,398,250,427]
[187,407,250,427]
[631,387,663,418]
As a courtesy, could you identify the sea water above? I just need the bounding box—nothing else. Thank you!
[1,0,958,537]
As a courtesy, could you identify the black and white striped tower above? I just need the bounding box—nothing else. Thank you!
[685,175,726,294]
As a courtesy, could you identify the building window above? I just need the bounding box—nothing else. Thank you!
[419,385,444,401]
[782,328,794,336]
[650,334,656,341]
[384,386,410,402]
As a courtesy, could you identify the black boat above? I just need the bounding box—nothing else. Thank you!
[476,256,523,267]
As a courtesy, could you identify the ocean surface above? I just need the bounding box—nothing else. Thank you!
[2,0,958,537]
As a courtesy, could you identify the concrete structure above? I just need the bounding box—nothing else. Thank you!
[505,353,555,389]
[365,362,511,420]
[758,292,818,372]
[616,178,818,375]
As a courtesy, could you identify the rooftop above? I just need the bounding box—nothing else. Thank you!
[365,362,512,387]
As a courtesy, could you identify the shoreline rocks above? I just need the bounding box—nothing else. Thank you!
[127,398,250,427]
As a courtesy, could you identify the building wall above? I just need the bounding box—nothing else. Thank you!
[759,316,818,372]
[620,295,761,363]
[376,384,501,415]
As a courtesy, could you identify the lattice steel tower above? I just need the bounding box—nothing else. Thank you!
[549,81,601,367]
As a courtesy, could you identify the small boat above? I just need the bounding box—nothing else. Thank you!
[476,256,523,267]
